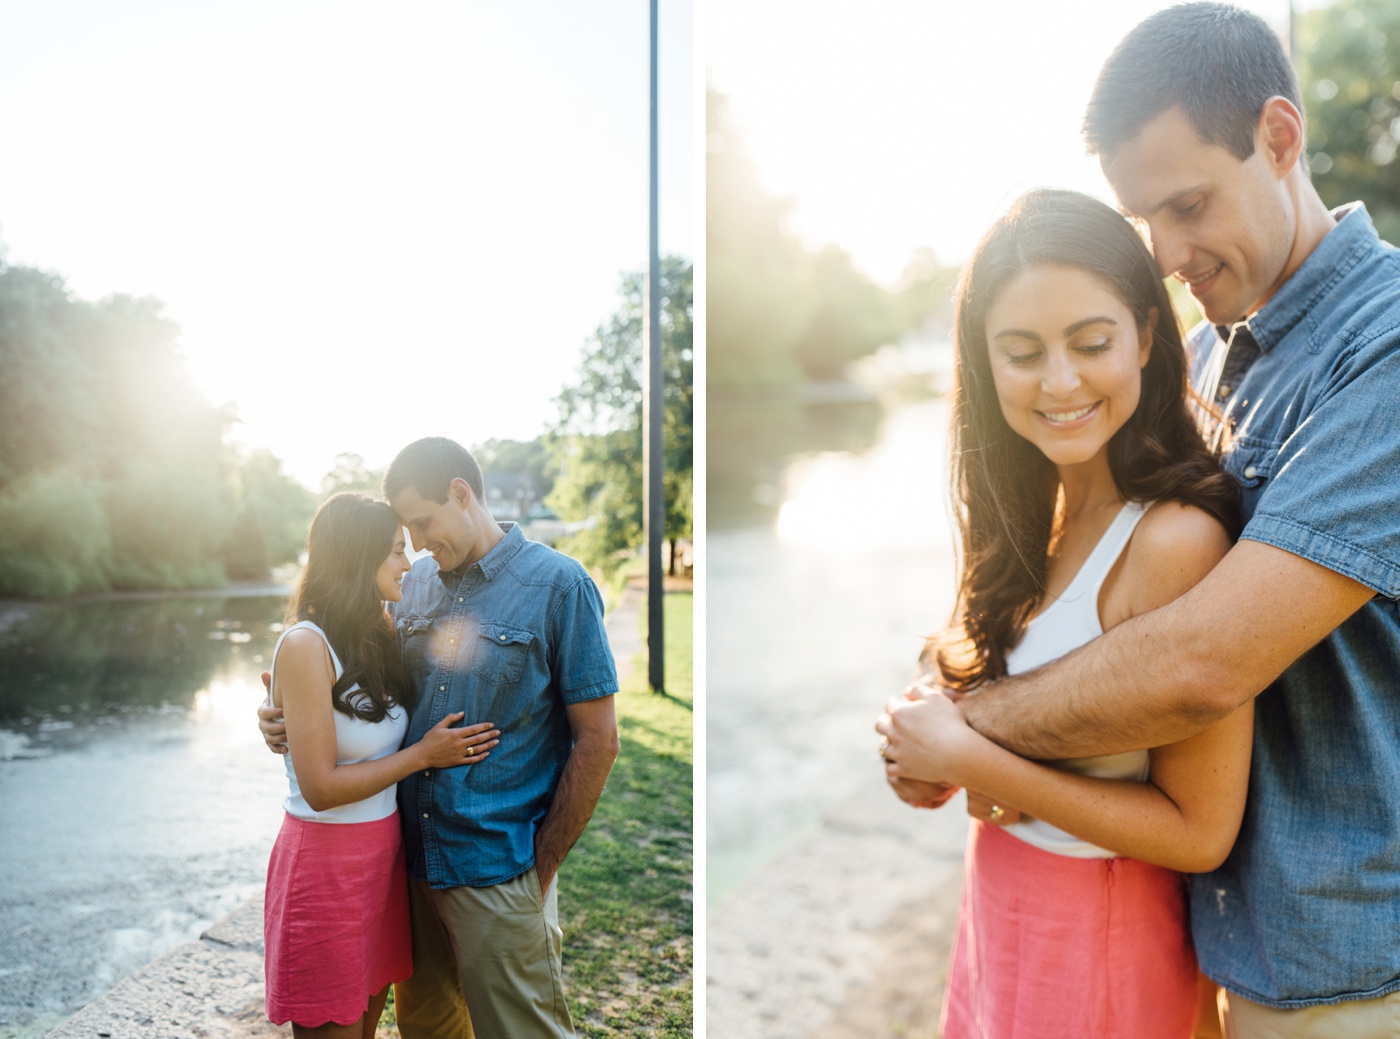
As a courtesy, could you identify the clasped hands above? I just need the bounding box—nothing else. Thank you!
[875,675,1024,826]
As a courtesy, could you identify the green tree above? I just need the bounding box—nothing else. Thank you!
[707,87,810,392]
[708,86,914,393]
[321,452,384,496]
[1297,0,1400,243]
[224,449,317,580]
[549,258,693,575]
[474,438,556,502]
[0,254,309,596]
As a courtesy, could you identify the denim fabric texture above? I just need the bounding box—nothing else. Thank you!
[392,523,617,888]
[1186,204,1400,1007]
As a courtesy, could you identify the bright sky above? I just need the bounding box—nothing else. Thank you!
[707,0,1309,286]
[0,0,693,488]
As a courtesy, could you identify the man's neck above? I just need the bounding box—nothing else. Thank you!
[1257,179,1336,315]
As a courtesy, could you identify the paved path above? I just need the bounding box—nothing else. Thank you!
[708,772,970,1038]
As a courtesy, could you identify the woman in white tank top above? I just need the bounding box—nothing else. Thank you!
[263,492,501,1039]
[877,190,1254,1039]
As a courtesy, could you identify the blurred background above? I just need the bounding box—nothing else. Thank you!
[705,0,1399,1033]
[0,2,692,1034]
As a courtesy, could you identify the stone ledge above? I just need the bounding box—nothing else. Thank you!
[47,898,286,1039]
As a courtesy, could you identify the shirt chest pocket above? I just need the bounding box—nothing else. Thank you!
[1225,435,1282,490]
[396,616,435,675]
[471,623,535,687]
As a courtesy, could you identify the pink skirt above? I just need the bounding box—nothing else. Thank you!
[941,820,1198,1039]
[264,811,413,1027]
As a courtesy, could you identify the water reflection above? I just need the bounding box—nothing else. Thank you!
[707,399,959,904]
[709,396,883,528]
[0,594,291,1034]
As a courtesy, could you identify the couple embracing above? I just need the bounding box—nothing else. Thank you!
[878,4,1400,1038]
[257,436,619,1039]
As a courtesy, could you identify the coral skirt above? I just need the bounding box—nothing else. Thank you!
[941,820,1198,1039]
[264,811,413,1027]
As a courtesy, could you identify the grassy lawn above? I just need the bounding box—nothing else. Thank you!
[564,588,694,1037]
[378,588,694,1037]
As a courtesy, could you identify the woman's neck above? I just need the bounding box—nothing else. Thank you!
[1056,453,1122,525]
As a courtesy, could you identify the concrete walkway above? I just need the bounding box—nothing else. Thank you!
[48,901,287,1039]
[707,772,970,1038]
[44,584,654,1039]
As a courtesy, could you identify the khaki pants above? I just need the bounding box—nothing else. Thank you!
[394,869,574,1039]
[1222,986,1400,1039]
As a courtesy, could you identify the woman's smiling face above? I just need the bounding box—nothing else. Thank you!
[375,527,411,602]
[984,263,1154,469]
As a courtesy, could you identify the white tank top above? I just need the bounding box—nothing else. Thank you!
[269,619,408,823]
[998,501,1151,858]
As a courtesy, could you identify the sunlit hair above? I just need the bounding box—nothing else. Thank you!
[383,436,485,506]
[1083,2,1303,164]
[286,492,408,721]
[931,188,1239,690]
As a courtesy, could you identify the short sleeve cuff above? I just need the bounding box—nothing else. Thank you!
[560,678,619,705]
[1242,513,1400,599]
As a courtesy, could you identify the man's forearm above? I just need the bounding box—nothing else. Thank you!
[961,606,1228,758]
[533,733,618,887]
[960,540,1372,758]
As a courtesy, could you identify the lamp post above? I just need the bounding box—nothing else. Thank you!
[643,0,665,692]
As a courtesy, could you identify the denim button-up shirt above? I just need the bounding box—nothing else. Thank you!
[392,523,617,888]
[1186,204,1400,1007]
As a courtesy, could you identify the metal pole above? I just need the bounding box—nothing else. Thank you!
[643,0,665,692]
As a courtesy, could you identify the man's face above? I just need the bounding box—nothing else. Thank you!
[390,482,474,572]
[1103,106,1294,325]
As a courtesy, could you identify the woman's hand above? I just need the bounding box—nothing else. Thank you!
[415,713,501,769]
[965,789,1024,826]
[876,687,981,787]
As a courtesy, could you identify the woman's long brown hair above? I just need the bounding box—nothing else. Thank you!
[933,189,1239,690]
[285,491,408,721]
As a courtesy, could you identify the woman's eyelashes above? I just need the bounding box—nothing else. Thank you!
[1002,339,1114,367]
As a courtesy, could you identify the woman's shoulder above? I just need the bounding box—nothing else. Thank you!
[1121,501,1233,613]
[274,624,336,673]
[278,621,328,652]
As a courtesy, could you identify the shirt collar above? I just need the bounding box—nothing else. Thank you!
[1216,202,1375,352]
[436,522,524,586]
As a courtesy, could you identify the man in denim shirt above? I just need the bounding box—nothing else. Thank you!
[262,436,618,1039]
[884,5,1400,1036]
[383,436,618,1039]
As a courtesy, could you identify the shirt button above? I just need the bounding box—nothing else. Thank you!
[1243,465,1258,479]
[422,812,429,819]
[457,597,464,603]
[439,685,446,691]
[499,634,507,642]
[423,770,430,777]
[448,638,456,645]
[1218,384,1231,399]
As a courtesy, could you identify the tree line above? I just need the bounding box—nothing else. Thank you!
[0,263,313,598]
[0,250,693,597]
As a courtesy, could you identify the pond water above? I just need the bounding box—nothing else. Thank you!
[0,593,291,1036]
[707,396,959,904]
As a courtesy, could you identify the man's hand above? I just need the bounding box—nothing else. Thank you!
[257,671,289,755]
[532,696,619,894]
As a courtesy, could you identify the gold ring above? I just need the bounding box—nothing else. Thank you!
[878,739,890,760]
[989,804,1005,823]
